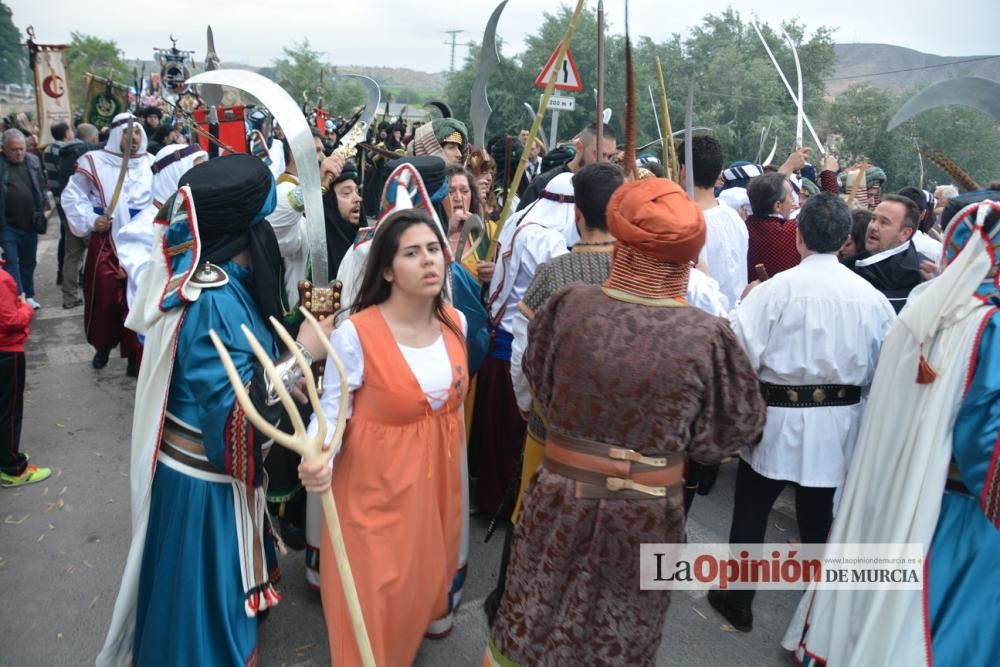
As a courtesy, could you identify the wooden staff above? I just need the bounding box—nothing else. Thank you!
[209,308,376,667]
[595,0,605,161]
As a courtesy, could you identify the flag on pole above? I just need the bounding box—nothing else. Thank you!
[83,76,128,128]
[27,38,72,147]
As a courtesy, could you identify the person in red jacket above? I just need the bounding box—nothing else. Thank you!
[0,248,49,487]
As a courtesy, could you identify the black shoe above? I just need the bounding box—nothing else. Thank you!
[92,350,110,369]
[279,517,306,551]
[483,586,502,627]
[697,463,721,495]
[62,298,82,309]
[126,357,139,377]
[707,589,753,632]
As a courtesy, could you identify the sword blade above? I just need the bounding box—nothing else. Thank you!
[779,27,804,150]
[338,73,381,128]
[188,69,330,284]
[751,23,824,154]
[470,1,507,148]
[107,116,135,216]
[888,76,1000,131]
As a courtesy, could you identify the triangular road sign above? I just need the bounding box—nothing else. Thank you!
[534,42,584,93]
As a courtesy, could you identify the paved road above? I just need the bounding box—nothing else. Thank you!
[1,236,803,666]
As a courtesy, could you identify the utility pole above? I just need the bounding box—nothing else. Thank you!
[443,30,465,72]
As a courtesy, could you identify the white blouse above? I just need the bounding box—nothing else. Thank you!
[306,311,467,452]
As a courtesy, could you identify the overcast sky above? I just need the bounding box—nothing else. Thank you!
[12,0,995,73]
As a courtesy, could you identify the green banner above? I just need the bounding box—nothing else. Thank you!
[83,78,127,128]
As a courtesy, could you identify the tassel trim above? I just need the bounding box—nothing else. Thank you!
[245,583,283,617]
[917,347,938,384]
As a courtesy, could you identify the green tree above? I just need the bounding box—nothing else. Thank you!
[272,41,364,116]
[64,32,129,113]
[0,2,26,83]
[828,83,1000,191]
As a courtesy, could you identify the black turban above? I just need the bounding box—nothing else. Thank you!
[179,154,286,325]
[385,155,448,202]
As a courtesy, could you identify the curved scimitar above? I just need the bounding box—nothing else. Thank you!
[470,1,508,147]
[187,69,330,284]
[888,76,1000,131]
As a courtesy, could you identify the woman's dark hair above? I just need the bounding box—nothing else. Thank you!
[351,208,464,343]
[850,208,872,251]
[445,164,485,225]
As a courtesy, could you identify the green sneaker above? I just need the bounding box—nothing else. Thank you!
[1,464,52,488]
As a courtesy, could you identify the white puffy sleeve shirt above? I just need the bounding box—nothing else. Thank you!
[702,203,749,310]
[307,311,468,459]
[729,253,896,486]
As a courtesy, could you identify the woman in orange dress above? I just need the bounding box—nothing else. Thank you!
[301,207,469,666]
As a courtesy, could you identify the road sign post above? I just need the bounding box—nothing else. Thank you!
[535,44,583,151]
[541,94,576,149]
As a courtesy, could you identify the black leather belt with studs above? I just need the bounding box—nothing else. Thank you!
[760,382,862,408]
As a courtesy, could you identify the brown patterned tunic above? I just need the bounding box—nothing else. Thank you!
[490,285,766,666]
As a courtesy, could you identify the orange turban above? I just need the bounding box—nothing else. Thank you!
[606,179,706,263]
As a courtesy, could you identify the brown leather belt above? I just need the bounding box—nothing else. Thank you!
[760,382,862,408]
[543,430,685,499]
[160,417,220,474]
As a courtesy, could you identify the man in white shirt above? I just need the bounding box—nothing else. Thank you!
[708,192,896,632]
[678,135,748,310]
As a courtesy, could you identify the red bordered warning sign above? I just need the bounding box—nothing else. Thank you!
[534,42,584,92]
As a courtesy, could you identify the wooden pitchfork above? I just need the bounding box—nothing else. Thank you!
[208,307,376,667]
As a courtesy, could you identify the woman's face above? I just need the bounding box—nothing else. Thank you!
[446,174,473,223]
[385,224,446,298]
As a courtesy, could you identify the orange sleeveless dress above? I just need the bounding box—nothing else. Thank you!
[320,305,468,666]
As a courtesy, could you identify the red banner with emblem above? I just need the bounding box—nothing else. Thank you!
[192,105,248,155]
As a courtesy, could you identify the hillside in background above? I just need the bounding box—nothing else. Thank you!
[130,43,998,101]
[829,44,1000,95]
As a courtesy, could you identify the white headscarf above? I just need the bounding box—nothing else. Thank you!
[488,171,579,311]
[151,144,208,207]
[103,112,149,161]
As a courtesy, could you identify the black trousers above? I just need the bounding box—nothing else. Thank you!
[726,458,835,607]
[0,351,27,475]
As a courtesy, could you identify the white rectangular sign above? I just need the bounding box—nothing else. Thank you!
[544,94,576,112]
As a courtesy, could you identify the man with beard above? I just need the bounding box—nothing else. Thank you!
[516,123,616,211]
[844,193,924,313]
[320,155,364,281]
[262,135,362,558]
[61,113,153,375]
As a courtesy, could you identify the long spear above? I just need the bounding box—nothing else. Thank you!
[486,0,587,260]
[622,2,636,178]
[655,56,679,182]
[595,0,605,161]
